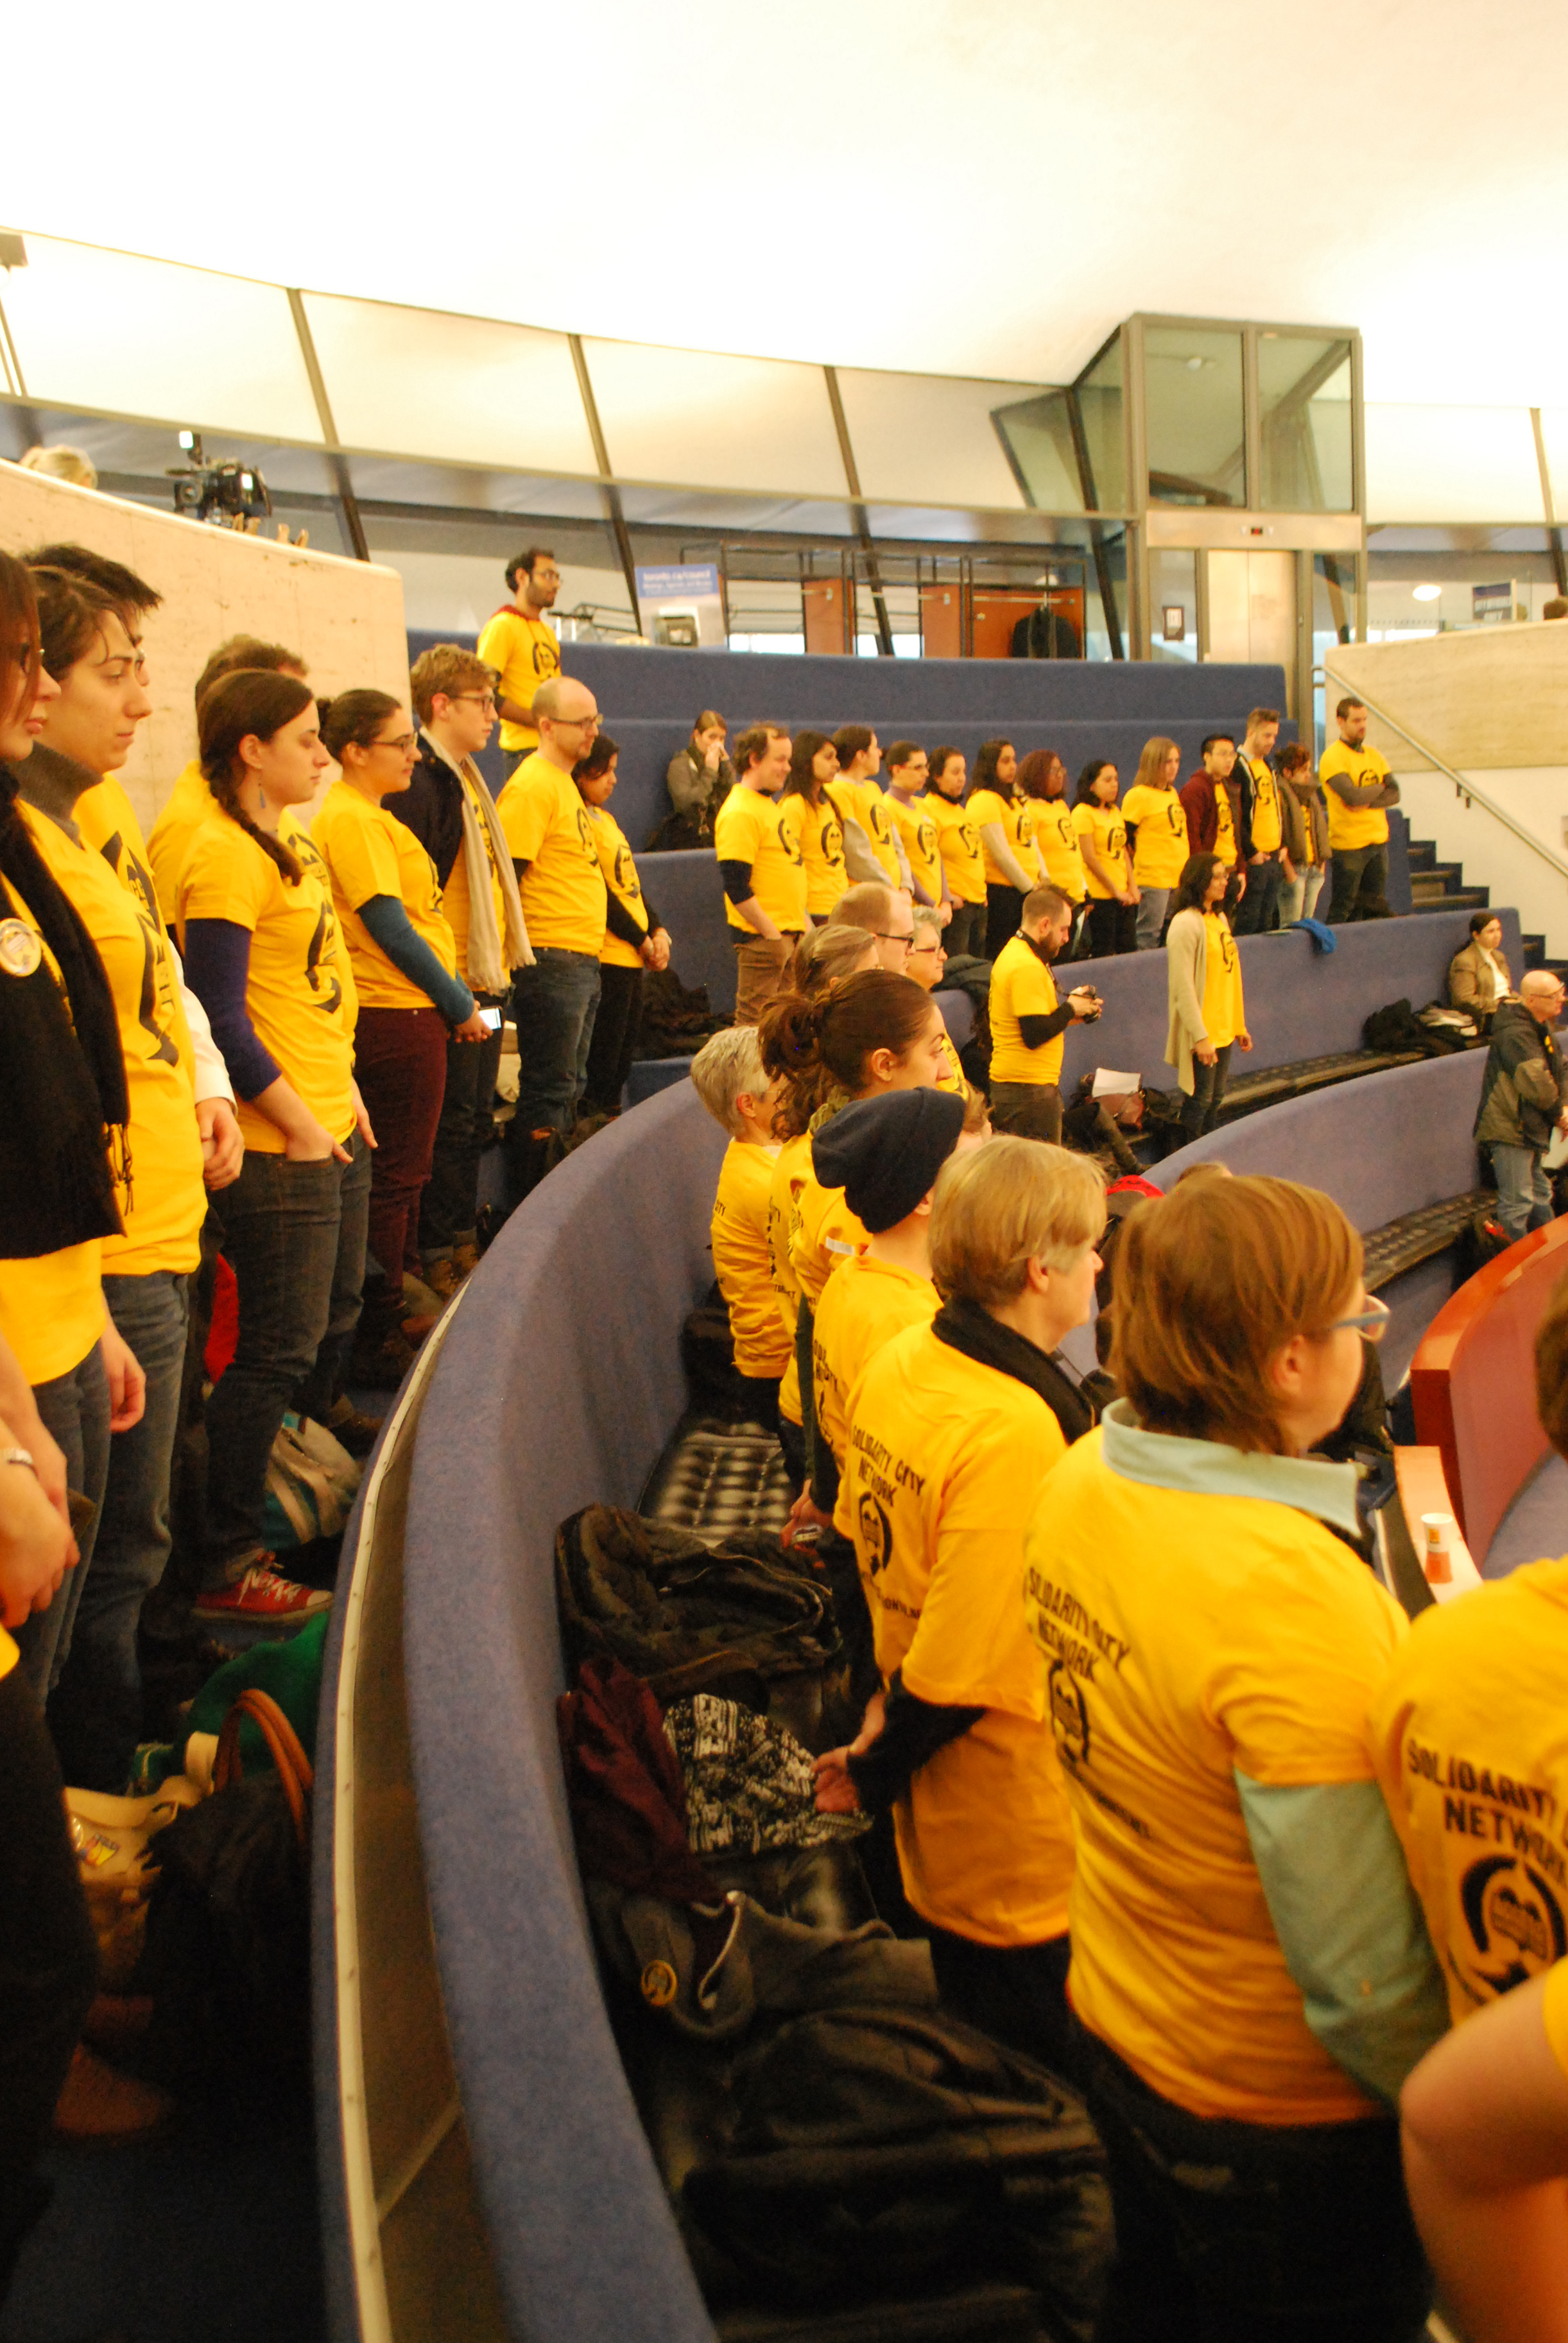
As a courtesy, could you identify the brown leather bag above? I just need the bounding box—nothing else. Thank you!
[214,1688,314,1856]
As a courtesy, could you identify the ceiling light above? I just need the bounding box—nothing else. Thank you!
[1412,584,1442,602]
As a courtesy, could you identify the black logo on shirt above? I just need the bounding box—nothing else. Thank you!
[1458,1852,1567,1996]
[1048,1661,1090,1769]
[857,1491,893,1578]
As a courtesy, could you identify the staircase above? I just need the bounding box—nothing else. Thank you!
[1405,836,1568,980]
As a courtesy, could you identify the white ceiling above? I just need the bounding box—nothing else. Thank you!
[6,0,1566,406]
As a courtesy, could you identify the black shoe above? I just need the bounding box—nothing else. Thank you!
[325,1394,384,1458]
[347,1333,417,1392]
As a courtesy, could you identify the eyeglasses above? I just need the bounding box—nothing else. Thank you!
[909,939,945,956]
[372,733,418,752]
[1327,1295,1390,1344]
[875,930,914,951]
[549,714,600,733]
[449,693,497,713]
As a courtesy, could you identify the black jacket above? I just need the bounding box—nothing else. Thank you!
[391,737,467,890]
[1474,998,1568,1151]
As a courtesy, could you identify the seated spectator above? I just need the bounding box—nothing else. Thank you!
[714,722,806,1025]
[1449,909,1515,1026]
[883,742,945,916]
[1166,852,1252,1143]
[988,886,1102,1144]
[1277,741,1329,925]
[19,444,97,489]
[779,730,849,924]
[827,726,904,886]
[574,733,671,1116]
[905,908,967,1092]
[147,634,310,923]
[1474,968,1568,1240]
[1017,750,1087,955]
[401,646,530,1298]
[922,746,986,960]
[1119,737,1187,951]
[1234,708,1287,937]
[967,738,1036,959]
[690,1027,788,1430]
[659,710,731,847]
[1178,734,1245,899]
[1072,760,1138,958]
[827,878,915,971]
[817,1136,1105,2079]
[1321,697,1400,925]
[1024,1172,1447,2339]
[476,548,562,777]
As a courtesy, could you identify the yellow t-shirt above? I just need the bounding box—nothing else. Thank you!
[1028,796,1087,903]
[0,874,105,1383]
[1210,779,1239,868]
[837,1320,1074,1946]
[766,1132,813,1425]
[1368,1556,1568,2024]
[1073,802,1130,901]
[147,759,213,928]
[988,932,1064,1087]
[1319,741,1392,852]
[886,793,942,905]
[1023,1422,1408,2123]
[714,784,809,937]
[434,759,508,994]
[1246,757,1282,854]
[311,781,458,1012]
[826,778,900,885]
[24,800,203,1280]
[585,804,650,972]
[474,610,561,755]
[789,1170,869,1320]
[179,812,356,1152]
[812,1253,936,1472]
[1121,786,1191,888]
[779,792,847,920]
[1546,1958,1568,2081]
[924,793,986,905]
[1201,910,1245,1050]
[712,1139,790,1380]
[497,754,607,955]
[967,788,1037,889]
[935,1025,966,1095]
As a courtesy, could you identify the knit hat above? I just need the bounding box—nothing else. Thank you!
[810,1089,966,1232]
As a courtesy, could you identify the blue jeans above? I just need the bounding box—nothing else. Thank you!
[508,948,601,1139]
[13,1342,110,1704]
[1134,888,1170,951]
[203,1132,370,1580]
[1489,1141,1554,1242]
[49,1270,189,1791]
[1183,1044,1234,1143]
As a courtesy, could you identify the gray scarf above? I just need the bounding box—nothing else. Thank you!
[420,730,533,990]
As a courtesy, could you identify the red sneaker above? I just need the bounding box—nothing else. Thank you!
[193,1563,332,1622]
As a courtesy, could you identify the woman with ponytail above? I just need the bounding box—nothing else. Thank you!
[178,671,370,1623]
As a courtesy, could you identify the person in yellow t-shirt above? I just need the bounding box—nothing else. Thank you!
[1023,1172,1442,2336]
[573,734,672,1116]
[988,887,1103,1143]
[828,726,904,888]
[475,548,562,774]
[1119,736,1188,952]
[148,634,310,924]
[816,1136,1105,2079]
[966,738,1037,960]
[1072,759,1137,960]
[180,670,366,1625]
[904,908,969,1093]
[314,691,487,1387]
[714,723,808,1025]
[883,743,947,919]
[495,676,608,1199]
[1322,696,1401,924]
[779,731,849,923]
[691,1026,790,1422]
[1234,707,1290,938]
[923,748,987,962]
[1164,852,1252,1143]
[1018,750,1088,949]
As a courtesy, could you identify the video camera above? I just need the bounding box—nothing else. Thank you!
[166,431,271,526]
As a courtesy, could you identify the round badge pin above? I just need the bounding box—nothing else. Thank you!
[0,919,42,979]
[639,1958,679,2009]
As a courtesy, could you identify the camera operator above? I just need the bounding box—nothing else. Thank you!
[987,885,1102,1143]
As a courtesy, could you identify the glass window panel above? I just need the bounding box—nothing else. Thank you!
[1535,408,1568,524]
[834,371,1034,509]
[1076,336,1126,514]
[1150,548,1198,663]
[1259,336,1353,512]
[1144,325,1245,507]
[1364,405,1545,524]
[580,340,847,497]
[988,391,1085,514]
[302,295,598,476]
[2,236,322,443]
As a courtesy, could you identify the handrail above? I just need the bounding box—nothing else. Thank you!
[1318,664,1568,885]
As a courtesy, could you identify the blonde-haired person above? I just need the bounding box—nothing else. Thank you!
[1166,851,1252,1143]
[1022,1172,1445,2341]
[19,445,98,490]
[816,1136,1105,2078]
[1120,736,1189,951]
[690,1026,789,1431]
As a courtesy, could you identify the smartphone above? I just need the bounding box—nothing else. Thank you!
[479,1005,503,1032]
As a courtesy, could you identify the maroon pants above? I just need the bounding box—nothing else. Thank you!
[353,1007,449,1337]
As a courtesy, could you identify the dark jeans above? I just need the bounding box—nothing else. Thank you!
[354,1006,449,1338]
[1182,1045,1233,1143]
[203,1132,370,1578]
[1087,897,1139,958]
[1327,841,1388,924]
[1233,854,1282,935]
[0,1668,98,2314]
[13,1342,110,1703]
[991,1081,1064,1143]
[777,1414,806,1496]
[984,883,1025,961]
[1078,2028,1430,2343]
[420,999,505,1261]
[49,1270,189,1791]
[926,1923,1080,2086]
[583,962,645,1115]
[945,899,986,960]
[142,1216,220,1644]
[508,947,601,1142]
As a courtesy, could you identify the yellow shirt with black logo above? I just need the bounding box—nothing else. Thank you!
[1246,757,1282,854]
[935,1025,966,1094]
[24,801,203,1280]
[1121,786,1191,888]
[826,778,900,885]
[1368,1556,1568,2025]
[1028,796,1087,902]
[1022,1425,1407,2123]
[1073,801,1130,901]
[924,793,986,905]
[497,753,607,955]
[312,781,458,1012]
[886,793,942,904]
[812,1254,936,1473]
[1201,910,1245,1050]
[766,1132,813,1425]
[1319,741,1392,851]
[988,932,1064,1087]
[836,1320,1074,1946]
[438,763,508,993]
[147,759,213,928]
[714,784,809,936]
[779,792,847,919]
[1211,779,1238,867]
[585,803,650,971]
[180,812,356,1152]
[1547,1958,1568,2081]
[474,609,561,755]
[0,874,105,1383]
[712,1139,790,1380]
[967,789,1037,889]
[790,1166,870,1315]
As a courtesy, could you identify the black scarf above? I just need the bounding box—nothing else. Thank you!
[931,1293,1098,1445]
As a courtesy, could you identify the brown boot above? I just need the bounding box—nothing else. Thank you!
[53,2044,173,2148]
[450,1239,481,1279]
[401,1312,439,1347]
[422,1256,461,1302]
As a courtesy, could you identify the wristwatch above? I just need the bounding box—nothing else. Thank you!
[0,1446,35,1474]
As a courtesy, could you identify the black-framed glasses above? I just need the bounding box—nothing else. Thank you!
[372,732,418,752]
[875,930,913,951]
[449,693,497,713]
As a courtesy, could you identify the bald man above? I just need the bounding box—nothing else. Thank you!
[827,879,915,973]
[496,675,609,1199]
[1474,965,1568,1240]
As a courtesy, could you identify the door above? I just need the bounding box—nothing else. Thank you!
[1205,549,1297,711]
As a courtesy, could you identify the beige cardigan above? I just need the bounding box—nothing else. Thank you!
[1448,938,1513,1019]
[1166,906,1219,1095]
